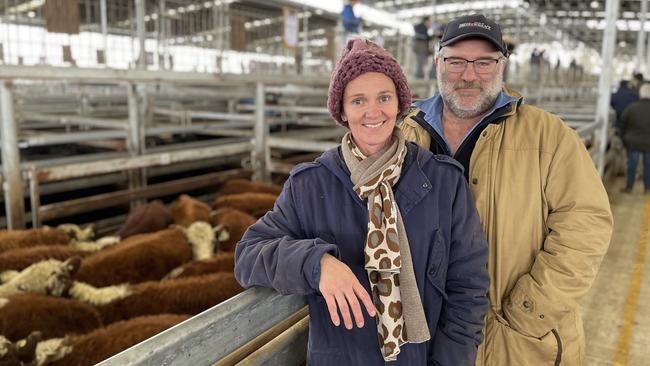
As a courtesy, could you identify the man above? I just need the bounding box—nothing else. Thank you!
[618,83,650,193]
[610,80,639,126]
[413,16,432,79]
[341,0,361,37]
[399,14,613,365]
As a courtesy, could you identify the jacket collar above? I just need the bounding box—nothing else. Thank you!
[411,86,522,153]
[316,142,433,216]
[415,87,521,132]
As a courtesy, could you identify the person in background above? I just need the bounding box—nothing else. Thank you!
[413,16,432,79]
[341,0,361,39]
[530,47,541,82]
[569,58,578,82]
[618,83,650,193]
[235,38,489,365]
[399,13,613,365]
[632,72,645,89]
[610,80,639,126]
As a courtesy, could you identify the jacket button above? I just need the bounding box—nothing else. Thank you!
[472,178,478,185]
[422,183,429,188]
[523,300,532,309]
[428,267,435,275]
[539,314,545,319]
[482,131,488,137]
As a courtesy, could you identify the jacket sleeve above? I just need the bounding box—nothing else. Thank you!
[431,173,490,366]
[234,177,339,295]
[503,127,613,338]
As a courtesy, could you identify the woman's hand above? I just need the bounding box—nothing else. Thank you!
[319,253,376,330]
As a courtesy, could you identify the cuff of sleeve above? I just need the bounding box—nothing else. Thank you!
[303,240,339,292]
[503,277,557,338]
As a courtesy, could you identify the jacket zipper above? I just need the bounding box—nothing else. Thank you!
[451,104,512,159]
[551,329,563,366]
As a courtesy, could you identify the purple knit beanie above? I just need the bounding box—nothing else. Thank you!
[327,38,412,127]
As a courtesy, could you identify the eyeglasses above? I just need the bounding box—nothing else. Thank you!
[442,57,501,74]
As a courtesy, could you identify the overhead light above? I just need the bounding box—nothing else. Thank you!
[590,1,599,9]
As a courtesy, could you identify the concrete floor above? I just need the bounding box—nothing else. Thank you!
[583,179,650,366]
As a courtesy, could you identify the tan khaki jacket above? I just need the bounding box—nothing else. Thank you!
[399,89,613,366]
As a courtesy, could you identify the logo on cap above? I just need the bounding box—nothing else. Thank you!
[458,22,492,30]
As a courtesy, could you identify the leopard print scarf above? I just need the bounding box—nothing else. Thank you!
[341,129,430,361]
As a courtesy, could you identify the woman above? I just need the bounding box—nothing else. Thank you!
[235,39,488,365]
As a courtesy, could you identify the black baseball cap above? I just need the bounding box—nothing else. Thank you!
[439,14,508,55]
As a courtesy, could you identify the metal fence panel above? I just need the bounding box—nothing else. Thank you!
[96,287,307,366]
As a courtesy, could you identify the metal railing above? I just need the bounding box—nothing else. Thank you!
[0,65,607,230]
[0,67,334,230]
[96,287,308,366]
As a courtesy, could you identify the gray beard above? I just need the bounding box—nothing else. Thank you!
[437,68,504,119]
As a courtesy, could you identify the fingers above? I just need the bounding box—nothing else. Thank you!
[335,292,353,330]
[326,283,375,330]
[345,288,365,329]
[319,255,376,330]
[354,282,376,317]
[323,293,340,327]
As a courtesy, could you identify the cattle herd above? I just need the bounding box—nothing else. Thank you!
[0,178,282,366]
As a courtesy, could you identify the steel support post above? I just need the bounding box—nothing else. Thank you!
[396,33,403,64]
[335,19,344,64]
[646,31,650,78]
[127,83,147,203]
[645,2,650,75]
[638,0,647,72]
[252,82,269,182]
[596,0,620,176]
[302,9,309,75]
[127,83,145,157]
[214,3,223,56]
[136,0,146,69]
[0,81,25,229]
[224,4,230,50]
[100,0,108,62]
[157,0,164,69]
[28,169,40,228]
[404,35,413,78]
[431,0,437,22]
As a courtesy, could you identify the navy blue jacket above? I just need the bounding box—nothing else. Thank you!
[611,87,639,123]
[235,142,489,366]
[341,4,360,33]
